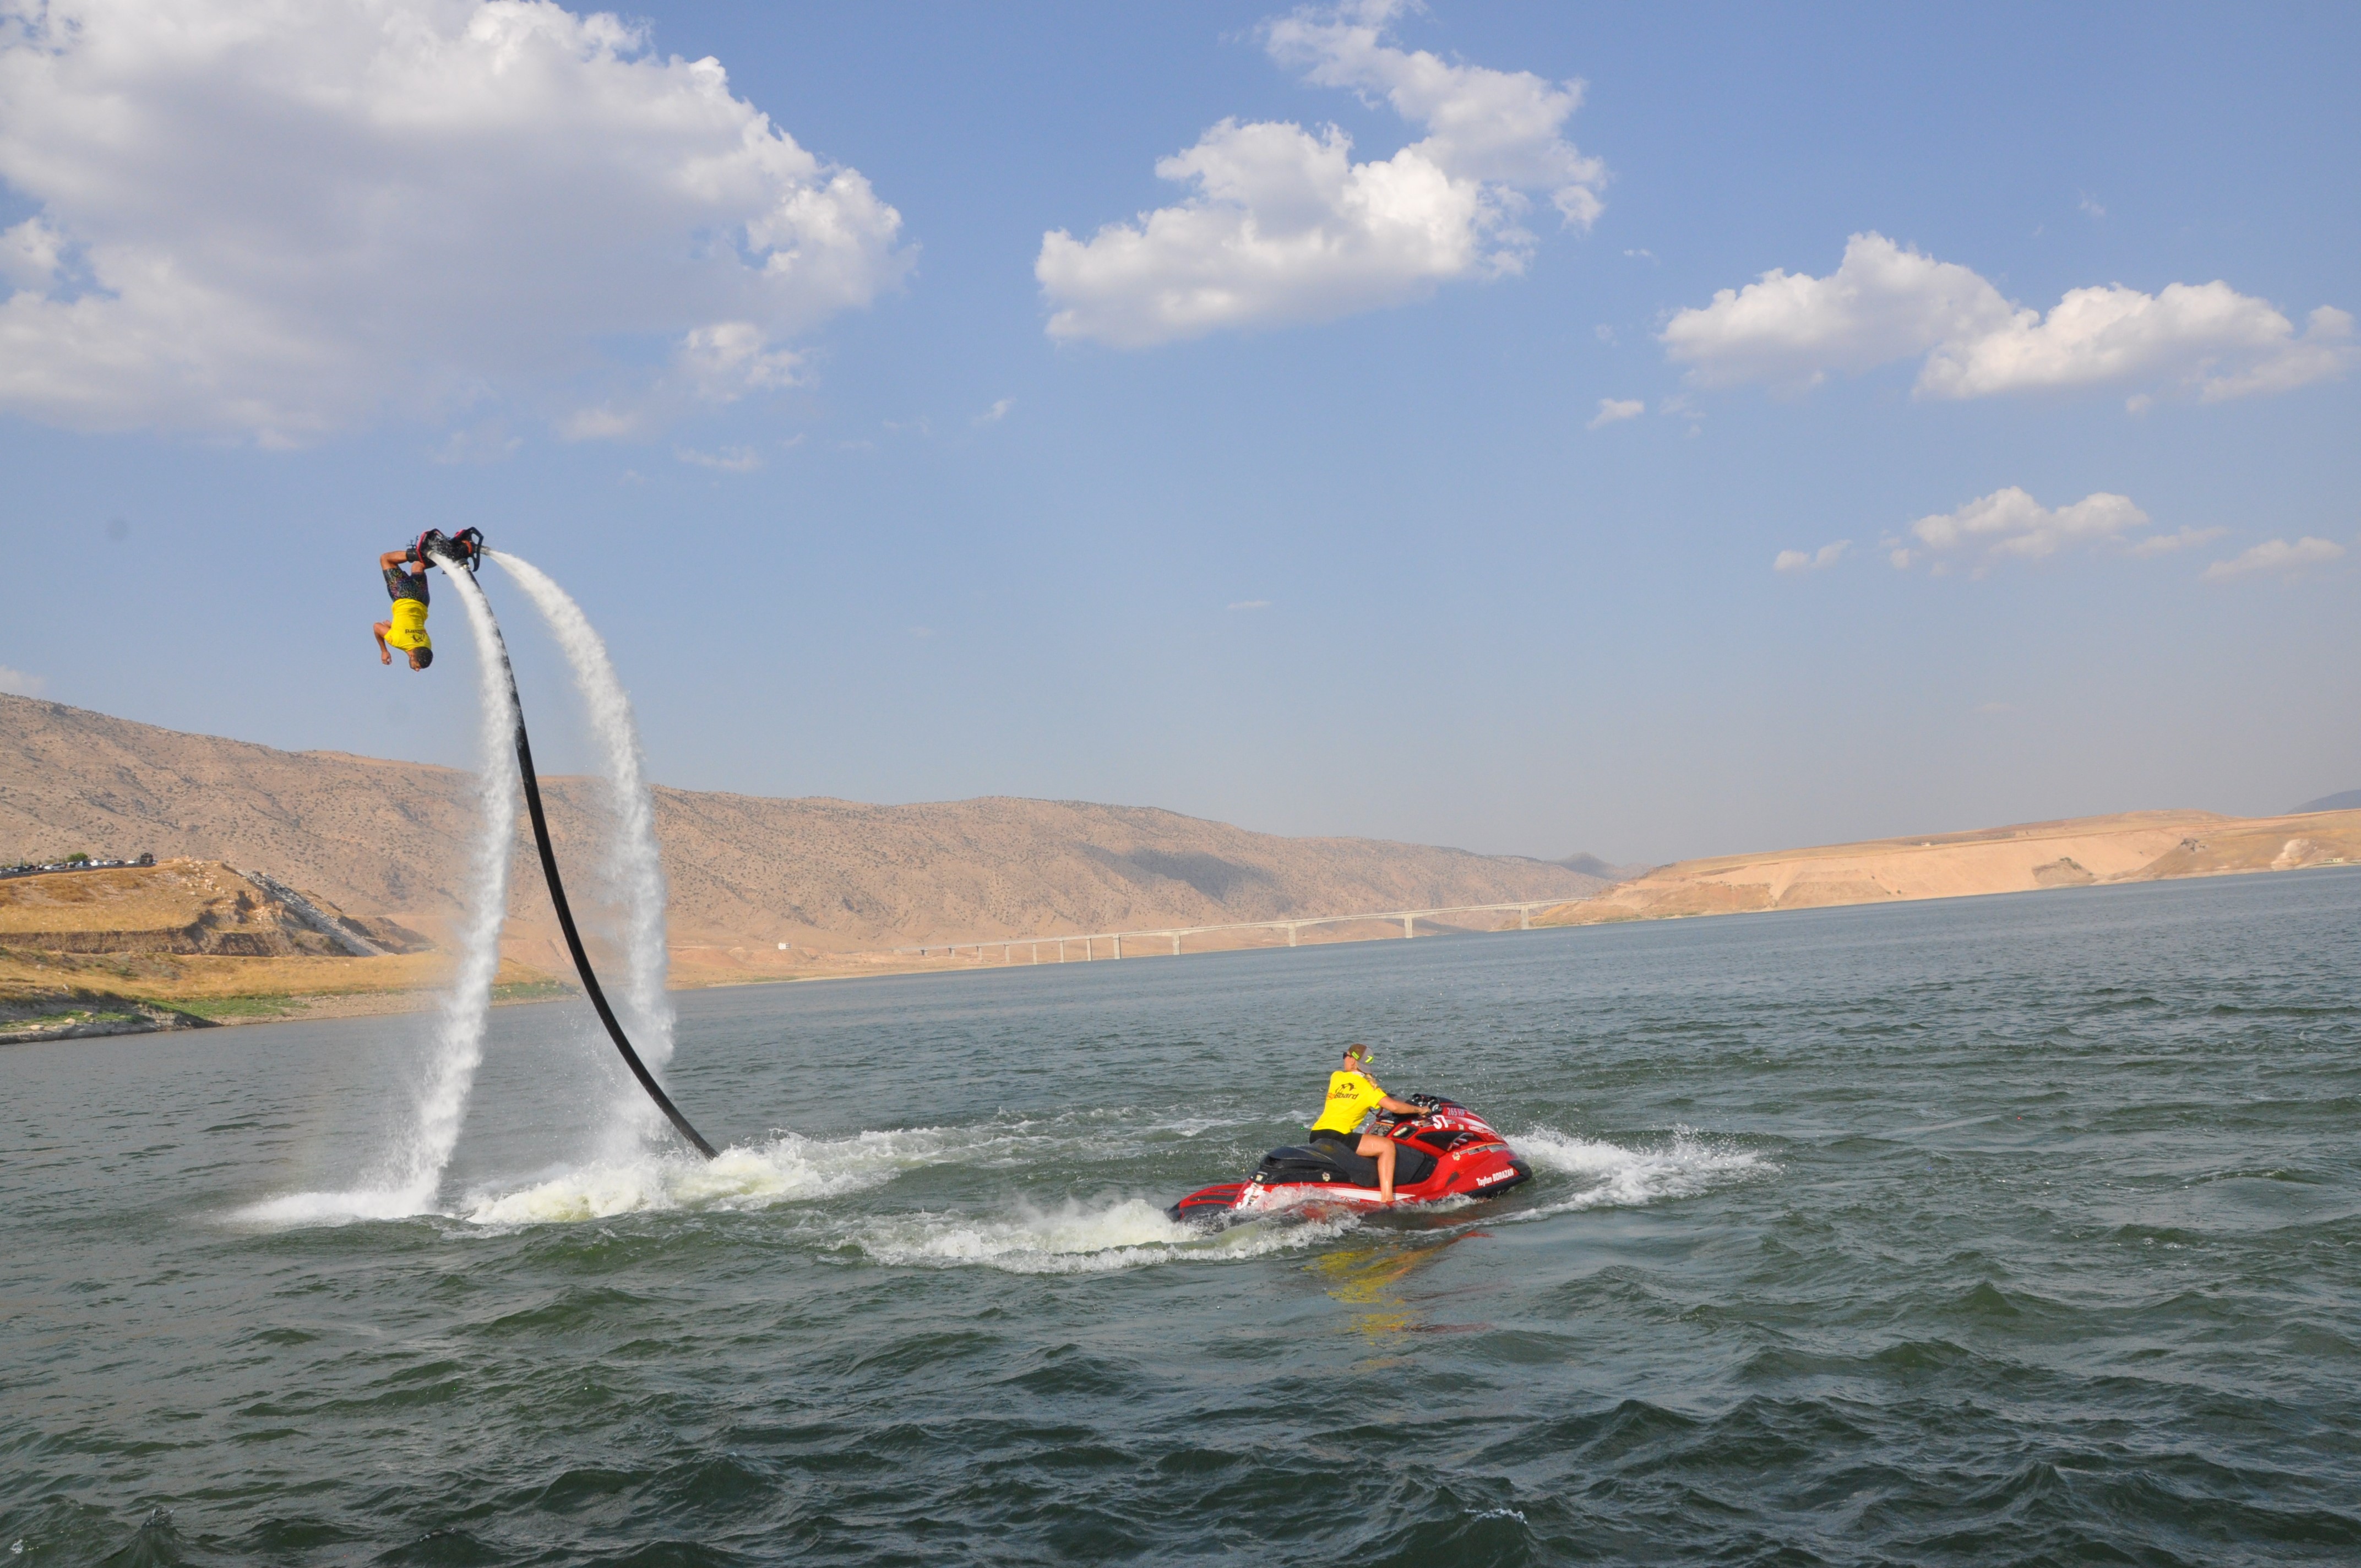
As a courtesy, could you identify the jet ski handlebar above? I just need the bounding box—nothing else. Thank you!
[1375,1093,1459,1126]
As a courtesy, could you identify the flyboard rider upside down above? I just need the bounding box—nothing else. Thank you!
[371,528,483,671]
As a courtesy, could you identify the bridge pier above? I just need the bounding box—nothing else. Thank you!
[1113,934,1123,959]
[1171,933,1181,956]
[1287,923,1299,948]
[1402,914,1415,939]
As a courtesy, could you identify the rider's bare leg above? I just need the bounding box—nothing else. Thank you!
[1357,1134,1398,1202]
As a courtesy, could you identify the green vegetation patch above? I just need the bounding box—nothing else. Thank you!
[493,978,574,1004]
[178,994,303,1021]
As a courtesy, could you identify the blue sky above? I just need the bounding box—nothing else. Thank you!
[3,1,2355,863]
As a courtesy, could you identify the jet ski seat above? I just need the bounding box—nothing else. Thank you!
[1266,1135,1437,1189]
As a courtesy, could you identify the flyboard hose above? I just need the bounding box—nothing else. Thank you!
[446,542,719,1160]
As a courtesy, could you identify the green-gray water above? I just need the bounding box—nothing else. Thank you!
[7,870,2359,1564]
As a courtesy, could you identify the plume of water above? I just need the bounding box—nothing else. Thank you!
[238,562,519,1224]
[378,565,524,1206]
[489,552,677,1144]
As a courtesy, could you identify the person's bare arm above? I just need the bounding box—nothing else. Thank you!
[1378,1093,1422,1114]
[379,548,410,574]
[372,620,393,664]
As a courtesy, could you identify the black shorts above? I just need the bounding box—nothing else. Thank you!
[1308,1129,1365,1150]
[384,565,428,606]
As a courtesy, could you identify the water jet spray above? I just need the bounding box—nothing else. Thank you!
[427,536,719,1161]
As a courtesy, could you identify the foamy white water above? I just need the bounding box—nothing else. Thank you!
[238,566,520,1226]
[843,1197,1361,1274]
[1508,1126,1766,1218]
[462,1127,963,1226]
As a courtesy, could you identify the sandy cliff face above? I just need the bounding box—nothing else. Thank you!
[1535,809,2361,927]
[0,694,1604,958]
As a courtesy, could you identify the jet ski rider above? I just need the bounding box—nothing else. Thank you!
[1307,1043,1424,1203]
[372,545,435,671]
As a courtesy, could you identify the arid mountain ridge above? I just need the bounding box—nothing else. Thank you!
[1535,806,2361,928]
[0,694,1609,960]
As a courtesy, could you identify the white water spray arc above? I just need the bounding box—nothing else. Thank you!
[492,552,681,1140]
[384,565,525,1204]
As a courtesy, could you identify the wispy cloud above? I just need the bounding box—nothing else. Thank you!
[0,665,48,698]
[673,444,762,472]
[1774,541,1849,574]
[972,398,1013,426]
[1588,397,1644,429]
[2127,525,2227,558]
[431,420,521,466]
[562,405,643,442]
[2201,536,2346,581]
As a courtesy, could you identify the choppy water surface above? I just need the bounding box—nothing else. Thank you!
[7,872,2360,1565]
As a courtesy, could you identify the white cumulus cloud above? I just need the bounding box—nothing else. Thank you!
[1587,397,1643,428]
[0,0,910,443]
[1890,487,2151,571]
[0,663,47,696]
[2201,537,2346,581]
[1036,0,1604,347]
[1661,232,2351,403]
[1774,541,1848,574]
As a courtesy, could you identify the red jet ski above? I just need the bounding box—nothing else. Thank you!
[1168,1095,1532,1225]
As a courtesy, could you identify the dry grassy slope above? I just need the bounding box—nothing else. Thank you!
[2,859,316,954]
[2,694,1604,952]
[1535,808,2361,927]
[0,858,422,956]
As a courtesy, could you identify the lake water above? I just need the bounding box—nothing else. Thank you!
[6,870,2359,1566]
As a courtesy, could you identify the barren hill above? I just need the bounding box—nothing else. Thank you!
[1535,807,2361,928]
[0,694,1605,966]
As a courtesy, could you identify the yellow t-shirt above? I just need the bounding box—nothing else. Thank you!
[1310,1068,1386,1135]
[385,598,431,652]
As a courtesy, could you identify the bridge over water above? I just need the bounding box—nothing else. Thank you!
[895,900,1566,966]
